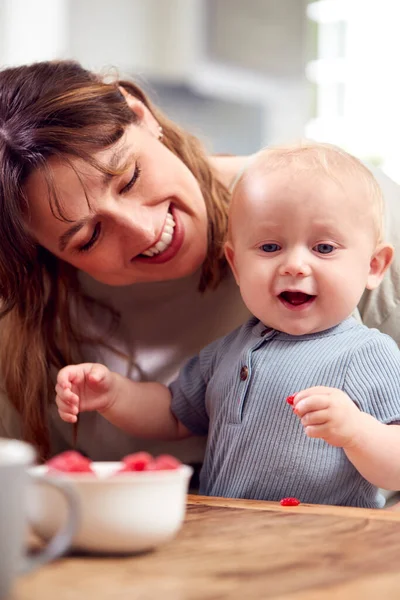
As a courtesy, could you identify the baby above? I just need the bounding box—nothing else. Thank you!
[56,142,400,508]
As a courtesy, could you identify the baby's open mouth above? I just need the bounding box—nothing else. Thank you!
[279,291,316,306]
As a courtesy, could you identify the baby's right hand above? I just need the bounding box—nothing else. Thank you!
[55,363,117,423]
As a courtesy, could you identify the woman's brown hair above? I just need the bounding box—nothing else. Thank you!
[0,60,230,459]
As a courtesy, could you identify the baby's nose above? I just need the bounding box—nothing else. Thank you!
[279,251,311,277]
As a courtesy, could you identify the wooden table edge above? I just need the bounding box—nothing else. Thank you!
[187,494,400,521]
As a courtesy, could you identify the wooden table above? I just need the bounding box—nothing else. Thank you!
[13,495,400,600]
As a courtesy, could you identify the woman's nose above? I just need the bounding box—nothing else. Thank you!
[114,205,158,250]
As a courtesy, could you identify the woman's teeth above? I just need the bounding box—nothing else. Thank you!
[141,212,176,257]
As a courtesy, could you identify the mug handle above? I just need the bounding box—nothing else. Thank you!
[19,473,80,575]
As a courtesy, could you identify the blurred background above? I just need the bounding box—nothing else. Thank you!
[0,0,399,182]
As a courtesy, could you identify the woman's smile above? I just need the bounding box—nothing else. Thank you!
[136,205,184,264]
[141,208,175,256]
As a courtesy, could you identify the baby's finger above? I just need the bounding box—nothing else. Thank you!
[303,424,325,439]
[57,366,80,388]
[58,410,78,424]
[55,394,79,414]
[88,364,107,381]
[301,409,329,428]
[293,386,332,403]
[55,382,70,397]
[87,365,111,391]
[55,384,79,404]
[294,395,330,416]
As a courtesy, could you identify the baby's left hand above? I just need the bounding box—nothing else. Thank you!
[292,386,362,448]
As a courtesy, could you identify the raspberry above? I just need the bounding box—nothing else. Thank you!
[121,452,153,472]
[286,395,295,405]
[47,450,94,473]
[115,453,181,474]
[280,497,300,506]
[145,454,181,471]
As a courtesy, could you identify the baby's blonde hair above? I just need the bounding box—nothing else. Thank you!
[230,140,384,244]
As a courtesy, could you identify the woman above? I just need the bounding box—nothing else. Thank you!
[0,60,399,463]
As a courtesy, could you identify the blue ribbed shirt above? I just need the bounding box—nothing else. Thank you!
[170,317,400,508]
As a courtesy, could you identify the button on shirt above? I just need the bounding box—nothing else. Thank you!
[240,366,249,380]
[170,317,400,508]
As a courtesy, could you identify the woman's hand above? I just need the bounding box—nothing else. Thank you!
[55,363,118,423]
[292,386,362,448]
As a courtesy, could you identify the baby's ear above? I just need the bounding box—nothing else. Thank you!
[366,243,394,290]
[224,242,240,285]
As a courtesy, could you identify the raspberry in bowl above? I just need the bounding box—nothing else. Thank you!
[28,451,193,554]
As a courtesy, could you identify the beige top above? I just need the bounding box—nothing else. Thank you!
[0,268,250,462]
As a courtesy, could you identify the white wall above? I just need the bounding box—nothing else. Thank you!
[0,0,310,153]
[0,0,69,66]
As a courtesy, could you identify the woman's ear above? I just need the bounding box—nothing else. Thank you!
[118,86,161,137]
[224,241,240,286]
[366,243,394,290]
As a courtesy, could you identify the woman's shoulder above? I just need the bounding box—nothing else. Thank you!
[208,155,255,190]
[358,165,400,340]
[366,164,400,220]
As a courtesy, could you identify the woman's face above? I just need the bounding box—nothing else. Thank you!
[24,122,208,285]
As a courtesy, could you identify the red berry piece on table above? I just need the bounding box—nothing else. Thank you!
[280,497,300,506]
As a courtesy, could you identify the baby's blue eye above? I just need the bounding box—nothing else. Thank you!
[314,243,334,254]
[261,243,280,253]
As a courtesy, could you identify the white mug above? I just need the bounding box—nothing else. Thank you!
[0,438,79,599]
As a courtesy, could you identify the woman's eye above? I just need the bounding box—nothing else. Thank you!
[78,223,101,253]
[314,243,334,254]
[261,243,281,253]
[120,163,141,194]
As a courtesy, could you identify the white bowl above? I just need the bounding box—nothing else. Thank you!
[28,462,193,554]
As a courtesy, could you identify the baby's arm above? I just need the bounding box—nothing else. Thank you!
[293,388,400,489]
[56,363,191,441]
[340,413,400,490]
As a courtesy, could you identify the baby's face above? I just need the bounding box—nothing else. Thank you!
[225,167,383,335]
